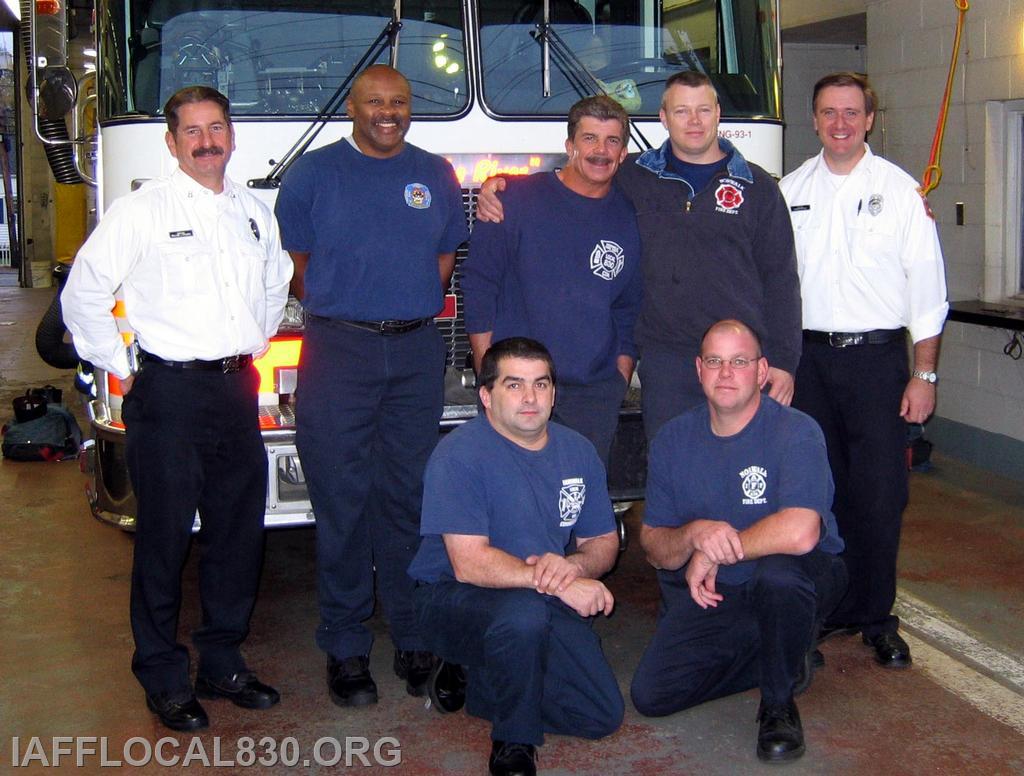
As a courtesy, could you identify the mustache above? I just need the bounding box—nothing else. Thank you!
[192,147,224,158]
[584,154,613,166]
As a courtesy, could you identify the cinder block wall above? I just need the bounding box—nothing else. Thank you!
[863,0,1024,473]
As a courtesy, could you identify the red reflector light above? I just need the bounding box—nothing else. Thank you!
[36,0,61,15]
[437,293,457,320]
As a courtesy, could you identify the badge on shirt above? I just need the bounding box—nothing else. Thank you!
[559,477,586,527]
[714,182,745,214]
[868,194,883,216]
[590,240,625,280]
[404,183,432,209]
[740,465,767,505]
[169,229,194,238]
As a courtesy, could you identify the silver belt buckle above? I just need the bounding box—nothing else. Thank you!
[827,332,858,348]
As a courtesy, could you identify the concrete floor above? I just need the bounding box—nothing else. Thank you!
[2,285,1024,774]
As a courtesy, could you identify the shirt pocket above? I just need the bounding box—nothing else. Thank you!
[789,212,822,272]
[234,242,270,304]
[157,238,213,300]
[847,220,899,269]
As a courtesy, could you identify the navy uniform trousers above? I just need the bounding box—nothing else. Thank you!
[793,337,909,638]
[122,362,266,697]
[631,551,847,715]
[297,316,444,659]
[414,583,624,746]
[638,344,709,442]
[550,374,629,470]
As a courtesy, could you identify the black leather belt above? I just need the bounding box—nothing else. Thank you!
[803,329,905,348]
[140,350,252,373]
[340,318,432,335]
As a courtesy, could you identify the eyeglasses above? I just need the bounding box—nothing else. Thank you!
[701,356,759,370]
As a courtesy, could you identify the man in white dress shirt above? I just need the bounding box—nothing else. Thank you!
[779,72,948,668]
[62,85,292,731]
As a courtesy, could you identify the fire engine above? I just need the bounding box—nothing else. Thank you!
[27,0,784,529]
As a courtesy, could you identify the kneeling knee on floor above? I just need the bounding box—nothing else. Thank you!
[630,675,680,718]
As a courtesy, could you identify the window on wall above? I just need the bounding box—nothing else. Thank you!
[1007,103,1024,299]
[986,100,1024,302]
[1018,112,1024,296]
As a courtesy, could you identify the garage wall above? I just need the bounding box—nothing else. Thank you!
[782,42,866,174]
[864,0,1024,476]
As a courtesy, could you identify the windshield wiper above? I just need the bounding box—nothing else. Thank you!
[248,14,402,189]
[532,22,652,152]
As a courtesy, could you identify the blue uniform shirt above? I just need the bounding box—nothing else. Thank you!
[275,139,469,320]
[644,396,843,592]
[463,172,642,385]
[408,414,616,584]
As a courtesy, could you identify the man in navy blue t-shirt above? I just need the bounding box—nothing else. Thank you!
[463,95,642,467]
[274,65,469,709]
[630,319,847,764]
[409,338,623,776]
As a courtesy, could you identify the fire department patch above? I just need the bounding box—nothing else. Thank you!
[589,240,625,280]
[404,183,432,209]
[559,477,586,527]
[714,182,744,214]
[740,465,767,505]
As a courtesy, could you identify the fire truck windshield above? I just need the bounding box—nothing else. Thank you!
[99,0,469,118]
[98,1,778,123]
[479,0,780,119]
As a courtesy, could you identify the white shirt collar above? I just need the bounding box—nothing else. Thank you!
[170,166,235,198]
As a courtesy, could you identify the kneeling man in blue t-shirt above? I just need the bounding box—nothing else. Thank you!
[409,337,623,776]
[631,319,847,764]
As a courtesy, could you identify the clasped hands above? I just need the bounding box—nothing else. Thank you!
[685,520,744,609]
[525,552,614,617]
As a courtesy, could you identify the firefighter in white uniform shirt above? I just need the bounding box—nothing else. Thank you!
[779,72,948,669]
[62,86,292,732]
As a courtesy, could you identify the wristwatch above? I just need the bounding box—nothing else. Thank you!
[912,369,938,384]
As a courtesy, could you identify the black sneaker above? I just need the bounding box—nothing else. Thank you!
[427,659,466,714]
[327,655,378,707]
[756,699,805,763]
[489,740,537,776]
[393,649,434,697]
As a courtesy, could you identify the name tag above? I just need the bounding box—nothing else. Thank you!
[169,229,194,238]
[790,205,810,212]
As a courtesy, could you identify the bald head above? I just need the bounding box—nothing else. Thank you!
[347,65,412,158]
[352,64,411,96]
[697,319,769,429]
[700,319,763,357]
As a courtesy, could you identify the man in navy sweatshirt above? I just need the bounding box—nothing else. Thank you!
[463,95,643,467]
[476,73,801,444]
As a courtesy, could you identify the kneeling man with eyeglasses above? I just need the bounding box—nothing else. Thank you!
[630,319,847,763]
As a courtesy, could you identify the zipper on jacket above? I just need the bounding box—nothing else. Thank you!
[685,200,692,212]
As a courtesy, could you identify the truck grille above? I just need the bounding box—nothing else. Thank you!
[439,186,480,370]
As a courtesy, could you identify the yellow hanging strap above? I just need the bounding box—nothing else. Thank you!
[920,0,970,196]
